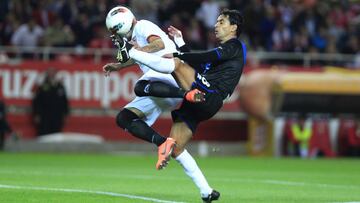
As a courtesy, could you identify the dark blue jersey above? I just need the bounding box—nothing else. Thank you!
[176,38,246,100]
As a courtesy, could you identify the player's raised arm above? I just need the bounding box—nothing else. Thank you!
[137,35,165,53]
[102,58,136,77]
[168,25,189,52]
[174,39,243,64]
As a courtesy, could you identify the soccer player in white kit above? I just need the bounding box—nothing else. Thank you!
[102,6,216,202]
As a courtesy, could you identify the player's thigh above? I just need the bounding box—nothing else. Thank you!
[125,96,180,126]
[172,58,196,90]
[125,107,145,118]
[124,97,161,126]
[140,69,179,88]
[169,121,193,156]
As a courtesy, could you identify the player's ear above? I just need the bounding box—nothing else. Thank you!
[231,24,237,34]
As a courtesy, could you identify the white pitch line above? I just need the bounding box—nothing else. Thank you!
[0,184,186,203]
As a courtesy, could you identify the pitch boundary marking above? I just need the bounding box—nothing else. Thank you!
[0,184,186,203]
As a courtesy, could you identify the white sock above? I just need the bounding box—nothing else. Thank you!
[175,149,212,197]
[128,48,175,73]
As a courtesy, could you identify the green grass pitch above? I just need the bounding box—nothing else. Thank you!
[0,152,359,203]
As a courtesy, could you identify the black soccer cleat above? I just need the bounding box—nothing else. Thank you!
[202,190,220,203]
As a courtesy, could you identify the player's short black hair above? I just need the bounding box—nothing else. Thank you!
[220,9,244,37]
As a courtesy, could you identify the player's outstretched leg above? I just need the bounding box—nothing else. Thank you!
[202,190,220,203]
[156,137,176,170]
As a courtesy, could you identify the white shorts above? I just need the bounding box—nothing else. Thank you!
[124,70,182,126]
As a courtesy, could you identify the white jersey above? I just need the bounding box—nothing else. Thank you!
[124,20,182,126]
[131,20,177,73]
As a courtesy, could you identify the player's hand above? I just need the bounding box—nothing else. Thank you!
[168,25,185,47]
[102,63,119,77]
[168,26,182,38]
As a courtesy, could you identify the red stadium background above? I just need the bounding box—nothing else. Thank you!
[0,61,247,141]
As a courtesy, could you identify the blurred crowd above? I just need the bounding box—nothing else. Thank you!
[0,0,359,58]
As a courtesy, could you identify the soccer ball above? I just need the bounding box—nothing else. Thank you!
[106,6,134,37]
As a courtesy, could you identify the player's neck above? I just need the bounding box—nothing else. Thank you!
[220,35,236,44]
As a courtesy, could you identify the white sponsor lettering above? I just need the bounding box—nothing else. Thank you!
[73,71,101,100]
[0,69,140,108]
[22,70,38,98]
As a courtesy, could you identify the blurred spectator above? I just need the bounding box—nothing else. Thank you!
[354,52,360,69]
[8,0,32,23]
[260,6,276,51]
[88,25,112,49]
[71,12,93,47]
[243,0,265,50]
[56,0,78,25]
[278,0,294,26]
[32,68,69,136]
[131,0,159,24]
[292,26,310,53]
[0,13,20,46]
[184,19,206,49]
[157,0,176,25]
[196,0,222,30]
[342,35,358,55]
[10,18,44,58]
[309,116,335,157]
[283,115,312,157]
[229,0,247,11]
[310,26,328,52]
[42,15,75,47]
[0,0,358,66]
[271,20,291,52]
[0,0,10,22]
[338,117,360,156]
[328,3,350,30]
[0,99,12,150]
[324,36,343,66]
[31,0,56,28]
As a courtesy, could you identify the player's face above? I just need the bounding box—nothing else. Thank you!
[124,26,134,40]
[214,15,236,43]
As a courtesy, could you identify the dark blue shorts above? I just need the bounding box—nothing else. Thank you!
[171,77,223,133]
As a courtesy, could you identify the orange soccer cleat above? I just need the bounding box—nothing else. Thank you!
[156,138,176,170]
[185,88,206,103]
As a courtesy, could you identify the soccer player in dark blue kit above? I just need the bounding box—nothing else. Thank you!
[126,9,246,202]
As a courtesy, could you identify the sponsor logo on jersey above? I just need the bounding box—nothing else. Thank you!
[196,73,210,88]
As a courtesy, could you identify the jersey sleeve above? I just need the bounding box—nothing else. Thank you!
[178,44,190,53]
[175,40,242,64]
[136,20,161,42]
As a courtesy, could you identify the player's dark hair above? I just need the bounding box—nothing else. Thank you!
[220,9,244,37]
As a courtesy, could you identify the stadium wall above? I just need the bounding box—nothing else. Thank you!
[0,61,247,141]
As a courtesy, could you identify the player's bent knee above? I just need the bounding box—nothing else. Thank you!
[115,110,128,129]
[116,108,139,129]
[134,80,149,97]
